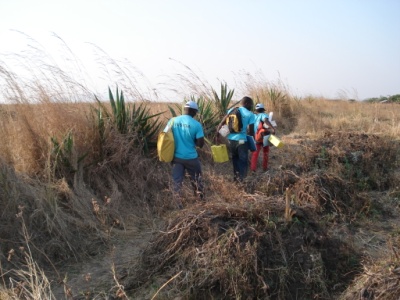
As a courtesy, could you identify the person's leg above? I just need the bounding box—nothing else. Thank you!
[172,160,185,208]
[237,143,249,181]
[229,140,240,182]
[185,158,204,200]
[250,143,262,172]
[262,146,270,171]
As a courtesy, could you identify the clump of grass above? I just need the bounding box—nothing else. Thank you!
[129,198,358,299]
[339,236,400,300]
[3,210,56,300]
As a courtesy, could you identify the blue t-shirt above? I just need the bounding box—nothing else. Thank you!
[226,107,255,141]
[167,115,204,159]
[254,112,269,132]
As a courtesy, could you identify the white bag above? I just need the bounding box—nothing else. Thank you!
[218,124,230,137]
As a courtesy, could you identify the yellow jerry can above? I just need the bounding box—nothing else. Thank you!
[268,134,284,148]
[211,144,229,163]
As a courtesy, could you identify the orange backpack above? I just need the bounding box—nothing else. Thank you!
[255,121,270,144]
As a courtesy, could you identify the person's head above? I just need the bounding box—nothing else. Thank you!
[255,103,266,113]
[240,96,254,111]
[183,100,199,117]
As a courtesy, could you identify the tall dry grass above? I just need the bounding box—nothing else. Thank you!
[1,33,399,299]
[293,99,400,138]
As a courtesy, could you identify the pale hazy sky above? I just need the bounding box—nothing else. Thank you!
[0,0,399,100]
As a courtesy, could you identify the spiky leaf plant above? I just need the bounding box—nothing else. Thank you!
[268,87,286,111]
[128,103,163,154]
[50,131,87,182]
[92,86,164,156]
[191,95,220,137]
[211,82,235,117]
[109,86,128,133]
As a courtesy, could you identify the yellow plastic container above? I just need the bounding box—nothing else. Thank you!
[268,134,284,148]
[211,144,229,163]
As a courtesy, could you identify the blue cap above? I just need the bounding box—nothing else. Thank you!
[184,100,198,110]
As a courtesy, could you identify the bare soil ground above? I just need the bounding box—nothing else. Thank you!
[50,222,158,299]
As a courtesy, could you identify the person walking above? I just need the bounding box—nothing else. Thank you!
[250,103,276,173]
[217,96,255,183]
[165,100,205,209]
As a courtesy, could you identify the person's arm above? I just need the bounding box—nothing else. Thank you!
[263,117,276,134]
[248,123,255,137]
[216,115,228,132]
[195,137,205,148]
[247,112,256,136]
[195,122,205,148]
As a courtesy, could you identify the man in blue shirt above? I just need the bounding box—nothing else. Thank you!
[217,96,255,182]
[165,100,205,208]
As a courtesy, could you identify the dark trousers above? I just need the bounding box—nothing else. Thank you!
[172,157,204,199]
[228,140,249,182]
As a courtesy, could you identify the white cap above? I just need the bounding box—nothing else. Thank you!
[184,100,198,110]
[255,103,265,111]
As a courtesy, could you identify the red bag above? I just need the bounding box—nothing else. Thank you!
[255,121,270,143]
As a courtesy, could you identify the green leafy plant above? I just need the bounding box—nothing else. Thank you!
[268,87,286,111]
[211,82,235,117]
[92,86,164,156]
[50,130,88,182]
[129,103,163,154]
[192,95,220,137]
[315,146,328,169]
[109,86,128,134]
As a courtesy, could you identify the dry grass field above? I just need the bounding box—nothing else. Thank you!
[1,49,400,299]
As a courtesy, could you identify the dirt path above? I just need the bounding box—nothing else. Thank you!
[51,222,156,299]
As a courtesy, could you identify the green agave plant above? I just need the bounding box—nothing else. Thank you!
[212,82,235,117]
[92,86,164,156]
[50,130,88,181]
[192,95,220,137]
[268,87,286,111]
[128,103,163,154]
[109,86,128,134]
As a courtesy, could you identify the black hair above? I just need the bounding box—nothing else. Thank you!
[240,96,254,110]
[184,107,198,117]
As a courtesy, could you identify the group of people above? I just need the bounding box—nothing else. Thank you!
[164,96,276,209]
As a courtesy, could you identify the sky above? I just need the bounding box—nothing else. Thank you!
[0,0,399,101]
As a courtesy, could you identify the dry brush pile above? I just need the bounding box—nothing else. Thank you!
[125,129,399,299]
[129,200,358,299]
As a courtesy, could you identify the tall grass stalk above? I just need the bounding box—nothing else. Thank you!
[7,211,55,300]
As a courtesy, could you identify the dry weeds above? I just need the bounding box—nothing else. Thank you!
[1,38,400,298]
